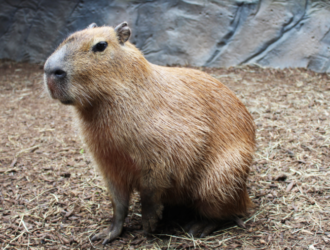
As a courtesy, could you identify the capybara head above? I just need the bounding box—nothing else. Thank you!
[44,22,148,106]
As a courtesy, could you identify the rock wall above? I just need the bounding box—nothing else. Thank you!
[1,0,330,72]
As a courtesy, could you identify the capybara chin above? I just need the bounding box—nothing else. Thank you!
[44,21,256,244]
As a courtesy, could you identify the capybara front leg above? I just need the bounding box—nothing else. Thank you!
[91,181,129,245]
[140,189,164,233]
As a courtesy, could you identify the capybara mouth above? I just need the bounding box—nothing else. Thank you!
[46,76,58,98]
[45,74,72,104]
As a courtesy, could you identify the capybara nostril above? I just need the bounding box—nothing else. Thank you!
[53,69,66,79]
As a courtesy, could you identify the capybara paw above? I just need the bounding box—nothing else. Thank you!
[91,228,109,242]
[142,203,164,233]
[142,216,159,233]
[91,226,121,245]
[185,220,219,238]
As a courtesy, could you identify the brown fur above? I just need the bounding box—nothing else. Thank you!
[44,23,255,239]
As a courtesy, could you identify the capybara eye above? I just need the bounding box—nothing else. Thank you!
[92,41,108,52]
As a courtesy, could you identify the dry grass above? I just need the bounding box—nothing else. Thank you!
[0,60,329,249]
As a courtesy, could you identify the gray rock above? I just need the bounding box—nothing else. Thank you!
[1,0,330,72]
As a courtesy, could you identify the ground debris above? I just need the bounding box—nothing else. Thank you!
[286,181,296,192]
[274,174,287,181]
[1,61,329,249]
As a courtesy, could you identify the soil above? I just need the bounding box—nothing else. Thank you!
[0,60,329,249]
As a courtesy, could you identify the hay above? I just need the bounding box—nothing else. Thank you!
[0,60,329,249]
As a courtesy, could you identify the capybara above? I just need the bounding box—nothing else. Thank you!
[44,22,256,245]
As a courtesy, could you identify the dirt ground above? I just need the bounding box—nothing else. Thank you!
[0,60,329,250]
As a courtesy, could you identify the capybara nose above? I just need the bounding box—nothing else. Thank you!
[44,67,67,81]
[43,45,67,81]
[53,69,67,80]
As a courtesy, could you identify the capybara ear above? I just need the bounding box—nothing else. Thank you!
[114,22,131,45]
[87,23,97,29]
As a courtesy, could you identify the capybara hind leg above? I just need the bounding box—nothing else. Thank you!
[185,220,219,238]
[91,181,129,245]
[140,189,164,233]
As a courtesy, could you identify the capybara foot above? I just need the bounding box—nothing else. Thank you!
[234,216,246,229]
[91,225,122,245]
[185,220,219,238]
[142,203,164,233]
